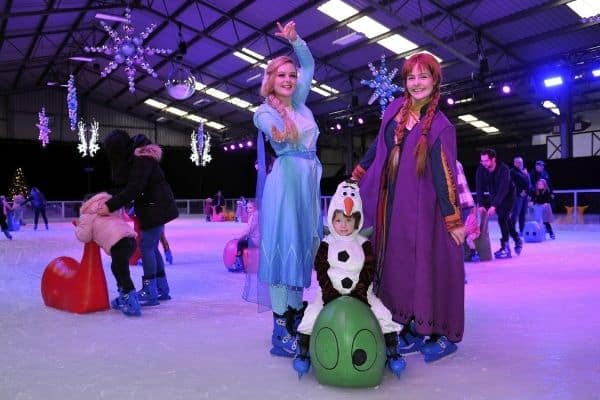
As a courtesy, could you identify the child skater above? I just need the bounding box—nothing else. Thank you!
[74,192,140,316]
[228,201,259,272]
[293,180,406,377]
[530,178,555,239]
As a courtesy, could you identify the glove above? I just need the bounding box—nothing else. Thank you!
[164,249,173,265]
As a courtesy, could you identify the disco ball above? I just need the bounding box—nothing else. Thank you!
[165,65,196,100]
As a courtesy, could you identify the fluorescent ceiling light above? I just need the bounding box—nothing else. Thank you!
[482,127,500,134]
[205,88,229,100]
[144,99,168,109]
[241,48,265,60]
[194,82,207,91]
[319,84,339,94]
[311,86,332,97]
[69,56,95,62]
[332,32,365,46]
[378,34,418,55]
[317,0,358,21]
[248,106,259,113]
[184,114,206,123]
[226,97,252,108]
[246,73,262,82]
[94,12,129,23]
[156,116,168,122]
[544,76,563,87]
[550,108,560,115]
[592,69,600,77]
[206,121,226,130]
[469,120,490,128]
[233,51,260,64]
[542,100,557,108]
[566,0,600,18]
[348,16,389,38]
[165,106,187,117]
[458,114,477,122]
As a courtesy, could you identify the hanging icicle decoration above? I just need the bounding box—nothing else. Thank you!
[77,120,88,157]
[67,75,78,131]
[201,129,212,167]
[190,129,200,166]
[36,107,51,147]
[88,119,100,157]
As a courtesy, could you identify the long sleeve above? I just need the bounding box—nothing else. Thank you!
[105,157,153,212]
[475,165,487,207]
[314,241,340,305]
[74,214,94,243]
[490,165,511,209]
[430,137,463,231]
[350,241,376,305]
[291,36,314,107]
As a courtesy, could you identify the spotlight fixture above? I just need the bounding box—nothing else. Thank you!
[223,146,228,151]
[501,84,511,94]
[246,140,253,147]
[446,97,455,105]
[230,144,235,150]
[238,143,244,148]
[357,117,364,125]
[336,123,342,130]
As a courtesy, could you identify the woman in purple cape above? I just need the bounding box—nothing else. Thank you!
[352,53,465,363]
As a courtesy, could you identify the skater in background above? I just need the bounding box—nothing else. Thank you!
[24,187,48,230]
[293,181,406,377]
[228,201,259,272]
[0,195,13,240]
[74,192,140,316]
[530,178,555,240]
[456,161,480,262]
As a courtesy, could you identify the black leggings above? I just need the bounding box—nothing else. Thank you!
[110,237,137,293]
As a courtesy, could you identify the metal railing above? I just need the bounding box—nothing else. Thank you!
[12,189,600,225]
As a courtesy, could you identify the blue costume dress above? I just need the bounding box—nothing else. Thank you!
[253,37,323,301]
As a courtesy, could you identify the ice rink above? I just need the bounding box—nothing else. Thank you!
[1,216,599,400]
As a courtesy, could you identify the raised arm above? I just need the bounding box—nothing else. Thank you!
[276,21,314,106]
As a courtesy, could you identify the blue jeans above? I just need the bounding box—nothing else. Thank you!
[511,195,528,233]
[140,225,165,278]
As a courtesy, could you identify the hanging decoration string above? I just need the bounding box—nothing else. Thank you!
[67,74,78,131]
[36,107,51,147]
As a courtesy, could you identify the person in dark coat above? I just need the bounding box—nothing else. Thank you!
[352,53,465,363]
[98,130,179,306]
[510,156,531,235]
[24,187,48,230]
[476,149,523,259]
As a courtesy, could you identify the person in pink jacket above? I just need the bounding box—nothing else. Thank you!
[75,192,140,317]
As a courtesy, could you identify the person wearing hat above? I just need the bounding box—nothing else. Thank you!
[98,130,179,306]
[530,160,553,198]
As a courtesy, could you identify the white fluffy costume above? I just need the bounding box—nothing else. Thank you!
[297,181,402,335]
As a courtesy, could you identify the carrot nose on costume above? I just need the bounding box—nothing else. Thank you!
[344,196,354,216]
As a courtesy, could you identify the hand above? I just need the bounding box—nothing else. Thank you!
[487,206,496,216]
[449,226,465,245]
[275,21,297,42]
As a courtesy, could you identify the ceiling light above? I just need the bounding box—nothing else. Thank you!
[94,12,129,23]
[332,32,365,46]
[69,56,95,62]
[317,0,358,21]
[544,76,563,87]
[469,120,489,128]
[144,99,168,109]
[458,114,477,122]
[378,34,418,55]
[566,0,600,18]
[347,16,389,39]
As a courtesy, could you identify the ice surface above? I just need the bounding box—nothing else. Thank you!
[1,217,599,399]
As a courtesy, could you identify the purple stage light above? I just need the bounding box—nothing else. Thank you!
[223,146,228,151]
[246,140,253,147]
[230,144,235,150]
[501,84,511,94]
[238,143,244,148]
[357,117,364,124]
[447,97,455,105]
[336,123,342,130]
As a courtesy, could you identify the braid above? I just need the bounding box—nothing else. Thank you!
[266,95,298,142]
[414,90,440,176]
[393,93,412,144]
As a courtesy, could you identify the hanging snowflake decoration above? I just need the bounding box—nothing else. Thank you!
[88,119,100,157]
[84,7,172,93]
[67,74,78,131]
[360,55,403,117]
[77,120,88,157]
[201,130,212,167]
[36,107,51,147]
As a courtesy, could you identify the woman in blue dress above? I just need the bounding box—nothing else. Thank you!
[252,21,322,357]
